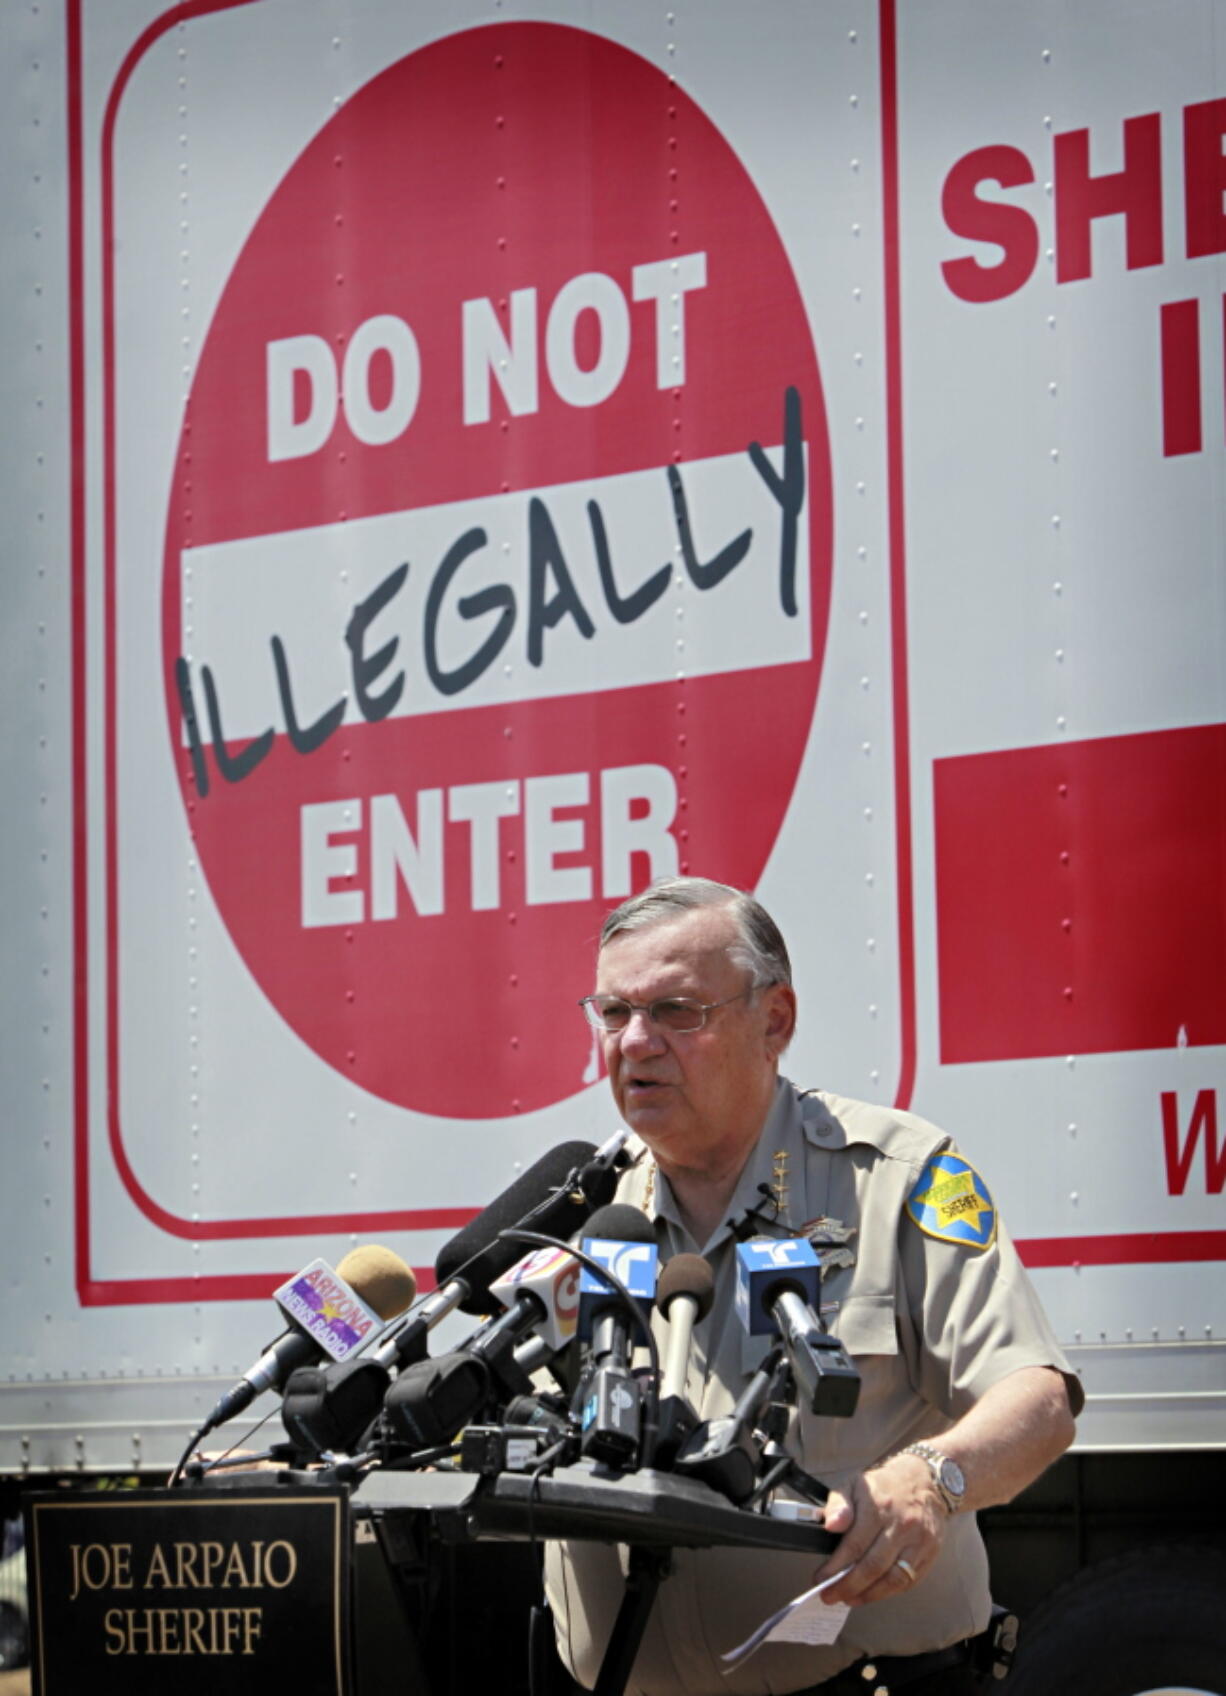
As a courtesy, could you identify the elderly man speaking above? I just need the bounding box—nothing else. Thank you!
[545,876,1079,1696]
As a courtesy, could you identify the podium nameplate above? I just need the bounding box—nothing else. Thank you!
[24,1485,350,1695]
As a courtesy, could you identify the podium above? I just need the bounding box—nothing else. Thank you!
[355,1460,835,1696]
[24,1463,834,1696]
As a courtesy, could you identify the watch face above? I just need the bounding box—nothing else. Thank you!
[939,1457,966,1498]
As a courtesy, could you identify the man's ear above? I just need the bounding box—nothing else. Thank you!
[762,982,798,1058]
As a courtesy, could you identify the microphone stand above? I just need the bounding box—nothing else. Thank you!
[499,1226,670,1694]
[593,1546,673,1696]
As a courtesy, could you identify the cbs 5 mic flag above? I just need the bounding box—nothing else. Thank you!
[489,1245,582,1356]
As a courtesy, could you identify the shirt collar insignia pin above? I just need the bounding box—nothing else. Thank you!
[770,1150,791,1225]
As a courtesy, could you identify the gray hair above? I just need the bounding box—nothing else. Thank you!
[598,876,792,989]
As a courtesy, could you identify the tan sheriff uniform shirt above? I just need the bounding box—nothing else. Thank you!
[545,1078,1081,1696]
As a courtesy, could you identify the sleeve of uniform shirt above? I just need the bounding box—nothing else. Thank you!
[895,1150,1084,1420]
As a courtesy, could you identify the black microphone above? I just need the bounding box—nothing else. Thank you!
[770,1288,861,1420]
[654,1253,715,1466]
[369,1139,611,1377]
[380,1299,548,1451]
[673,1348,787,1503]
[439,1132,629,1313]
[197,1245,417,1437]
[381,1351,493,1451]
[575,1203,658,1468]
[379,1158,637,1453]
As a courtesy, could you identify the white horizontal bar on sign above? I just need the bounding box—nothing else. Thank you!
[179,446,810,742]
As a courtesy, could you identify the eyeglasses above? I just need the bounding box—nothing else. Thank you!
[578,990,752,1034]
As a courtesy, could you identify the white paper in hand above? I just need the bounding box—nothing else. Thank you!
[720,1569,852,1669]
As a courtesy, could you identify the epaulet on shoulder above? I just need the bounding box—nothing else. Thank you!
[800,1088,948,1169]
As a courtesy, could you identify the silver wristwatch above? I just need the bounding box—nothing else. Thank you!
[900,1442,966,1514]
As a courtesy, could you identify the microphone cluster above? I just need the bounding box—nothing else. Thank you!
[175,1136,861,1521]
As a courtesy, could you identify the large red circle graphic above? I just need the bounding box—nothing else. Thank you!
[163,22,833,1118]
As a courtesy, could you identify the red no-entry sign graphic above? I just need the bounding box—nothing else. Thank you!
[163,22,832,1118]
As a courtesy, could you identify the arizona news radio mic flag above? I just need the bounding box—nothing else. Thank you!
[197,1245,417,1441]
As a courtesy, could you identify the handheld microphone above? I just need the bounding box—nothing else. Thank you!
[673,1348,787,1503]
[654,1253,715,1467]
[199,1245,417,1436]
[488,1244,583,1358]
[576,1204,659,1468]
[735,1239,860,1419]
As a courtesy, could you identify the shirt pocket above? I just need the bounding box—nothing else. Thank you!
[826,1291,898,1358]
[792,1294,903,1477]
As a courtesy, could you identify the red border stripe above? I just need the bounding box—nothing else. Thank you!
[1018,1231,1226,1269]
[878,0,918,1114]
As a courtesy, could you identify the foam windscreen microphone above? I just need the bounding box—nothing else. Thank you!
[657,1253,716,1400]
[367,1140,607,1378]
[653,1252,715,1466]
[200,1244,417,1436]
[435,1140,603,1315]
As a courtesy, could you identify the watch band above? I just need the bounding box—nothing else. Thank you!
[899,1442,966,1514]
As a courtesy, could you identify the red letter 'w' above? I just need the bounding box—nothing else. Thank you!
[1160,1089,1226,1195]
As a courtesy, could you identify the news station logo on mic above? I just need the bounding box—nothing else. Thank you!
[578,1238,659,1341]
[273,1259,383,1362]
[735,1238,821,1336]
[490,1245,582,1352]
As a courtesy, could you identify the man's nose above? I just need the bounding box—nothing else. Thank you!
[617,1007,667,1053]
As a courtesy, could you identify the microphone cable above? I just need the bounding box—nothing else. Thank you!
[499,1227,663,1468]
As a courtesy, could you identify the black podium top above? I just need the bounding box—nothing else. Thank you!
[355,1459,836,1554]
